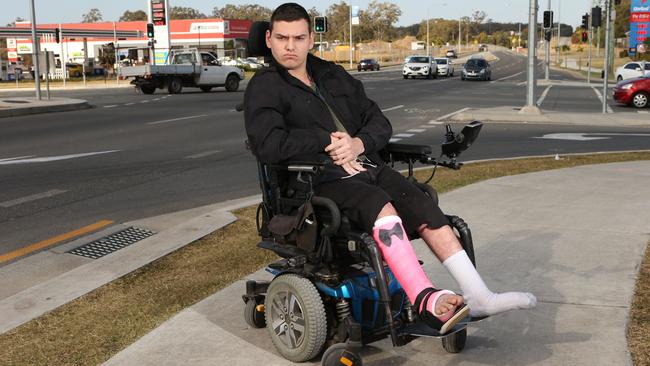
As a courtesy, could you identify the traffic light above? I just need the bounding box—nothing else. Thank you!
[581,13,589,29]
[543,11,553,29]
[54,28,61,43]
[591,6,602,28]
[544,29,552,42]
[314,16,327,33]
[581,31,588,43]
[146,23,155,38]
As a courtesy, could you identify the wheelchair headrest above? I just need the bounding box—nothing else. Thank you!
[247,21,272,58]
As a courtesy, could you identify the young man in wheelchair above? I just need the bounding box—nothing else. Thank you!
[244,3,536,333]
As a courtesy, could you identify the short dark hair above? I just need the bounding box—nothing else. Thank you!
[269,3,311,33]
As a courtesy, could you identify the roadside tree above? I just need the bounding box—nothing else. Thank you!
[82,8,103,23]
[170,7,206,20]
[212,4,272,21]
[119,10,147,22]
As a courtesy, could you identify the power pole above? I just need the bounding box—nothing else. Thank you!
[524,0,540,112]
[602,0,612,114]
[427,10,430,56]
[29,0,41,100]
[556,1,561,64]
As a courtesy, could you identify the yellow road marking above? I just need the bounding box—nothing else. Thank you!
[0,220,113,264]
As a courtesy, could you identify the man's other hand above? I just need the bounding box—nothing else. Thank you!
[325,132,365,165]
[340,160,367,176]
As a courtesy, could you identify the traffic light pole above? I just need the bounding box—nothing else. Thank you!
[602,0,612,114]
[524,0,539,111]
[545,0,550,81]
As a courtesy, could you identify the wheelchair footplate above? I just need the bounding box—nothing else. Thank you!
[398,319,469,338]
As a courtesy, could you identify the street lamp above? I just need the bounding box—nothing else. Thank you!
[29,0,41,100]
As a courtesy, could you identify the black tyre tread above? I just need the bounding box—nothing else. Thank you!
[265,274,327,362]
[244,299,266,328]
[225,74,240,92]
[168,77,182,94]
[441,328,467,353]
[140,85,156,94]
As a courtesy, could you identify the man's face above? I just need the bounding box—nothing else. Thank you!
[266,19,314,71]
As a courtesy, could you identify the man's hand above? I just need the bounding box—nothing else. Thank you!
[325,132,365,165]
[340,160,367,176]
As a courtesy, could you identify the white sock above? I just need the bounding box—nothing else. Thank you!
[443,250,537,317]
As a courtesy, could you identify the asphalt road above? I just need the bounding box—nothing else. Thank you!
[1,50,649,261]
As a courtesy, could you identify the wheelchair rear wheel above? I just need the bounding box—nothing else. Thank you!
[265,274,327,362]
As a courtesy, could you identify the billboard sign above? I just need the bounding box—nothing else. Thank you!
[630,0,650,57]
[352,5,360,25]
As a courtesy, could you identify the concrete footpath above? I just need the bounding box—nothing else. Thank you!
[102,161,649,366]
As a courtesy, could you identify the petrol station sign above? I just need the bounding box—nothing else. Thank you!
[630,0,650,56]
[151,0,167,26]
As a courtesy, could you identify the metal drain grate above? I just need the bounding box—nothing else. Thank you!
[68,226,156,259]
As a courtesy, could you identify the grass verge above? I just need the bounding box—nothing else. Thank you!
[1,151,649,365]
[628,239,650,366]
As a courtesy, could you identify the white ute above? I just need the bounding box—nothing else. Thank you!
[119,48,244,94]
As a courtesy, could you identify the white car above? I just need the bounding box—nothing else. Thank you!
[616,61,650,82]
[403,55,438,79]
[435,57,454,77]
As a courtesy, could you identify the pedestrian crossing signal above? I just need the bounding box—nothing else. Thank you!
[147,23,155,38]
[55,28,61,43]
[314,16,327,34]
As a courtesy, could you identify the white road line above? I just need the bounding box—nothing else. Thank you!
[517,81,526,86]
[419,125,436,128]
[147,114,209,125]
[104,105,118,108]
[638,111,649,114]
[140,100,149,103]
[592,87,613,113]
[393,133,414,138]
[492,71,524,83]
[428,121,443,124]
[536,85,553,106]
[0,155,34,162]
[185,150,221,159]
[0,189,68,208]
[0,150,121,166]
[436,107,470,121]
[389,138,402,143]
[125,102,135,106]
[152,98,161,101]
[381,105,404,112]
[407,129,426,133]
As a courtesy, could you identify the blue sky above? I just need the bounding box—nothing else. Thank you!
[4,1,587,28]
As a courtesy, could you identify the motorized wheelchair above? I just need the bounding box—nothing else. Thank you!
[241,21,485,366]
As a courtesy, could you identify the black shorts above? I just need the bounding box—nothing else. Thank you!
[314,166,449,234]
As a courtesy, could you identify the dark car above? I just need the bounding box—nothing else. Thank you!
[461,58,491,81]
[613,76,650,108]
[357,59,380,71]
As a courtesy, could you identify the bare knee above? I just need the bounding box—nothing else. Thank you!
[376,202,398,220]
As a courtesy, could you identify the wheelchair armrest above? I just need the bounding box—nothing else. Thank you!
[386,143,432,156]
[382,143,433,163]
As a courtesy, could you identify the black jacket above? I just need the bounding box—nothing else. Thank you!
[244,54,392,181]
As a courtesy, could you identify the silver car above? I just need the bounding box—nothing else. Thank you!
[403,56,438,79]
[435,58,455,77]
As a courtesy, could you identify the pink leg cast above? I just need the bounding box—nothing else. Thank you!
[372,215,455,321]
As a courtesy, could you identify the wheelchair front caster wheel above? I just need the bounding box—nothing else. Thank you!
[321,343,363,366]
[244,299,266,328]
[441,328,467,353]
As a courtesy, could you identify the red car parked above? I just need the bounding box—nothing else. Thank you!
[613,76,650,108]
